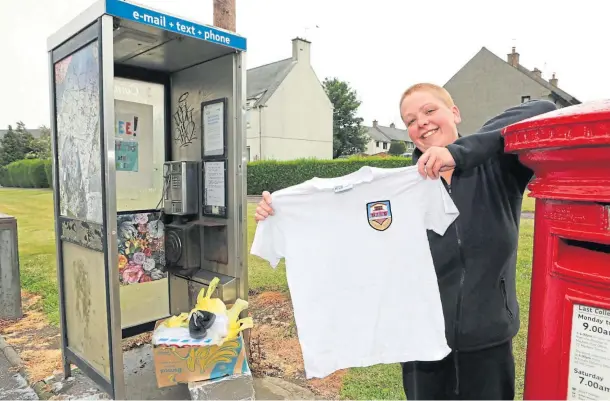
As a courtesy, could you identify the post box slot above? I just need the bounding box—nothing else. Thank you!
[555,238,610,282]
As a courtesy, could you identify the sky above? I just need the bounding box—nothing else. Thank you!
[1,0,608,131]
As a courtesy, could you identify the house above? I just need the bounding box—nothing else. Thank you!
[443,46,581,135]
[364,120,415,156]
[0,128,45,141]
[246,38,334,161]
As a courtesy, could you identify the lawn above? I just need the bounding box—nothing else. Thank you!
[0,188,60,325]
[1,188,536,400]
[522,190,536,213]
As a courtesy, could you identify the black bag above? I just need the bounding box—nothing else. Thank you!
[188,310,216,339]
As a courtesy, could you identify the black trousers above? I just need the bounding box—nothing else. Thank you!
[401,341,515,400]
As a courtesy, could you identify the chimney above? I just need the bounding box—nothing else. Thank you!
[373,120,378,127]
[292,37,311,64]
[549,72,558,86]
[532,68,542,78]
[390,123,395,128]
[507,46,519,67]
[213,0,236,32]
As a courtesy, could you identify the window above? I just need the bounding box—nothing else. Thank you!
[376,141,380,147]
[383,142,388,150]
[114,78,166,212]
[521,96,531,103]
[247,146,251,162]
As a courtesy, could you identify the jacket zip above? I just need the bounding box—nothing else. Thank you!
[446,181,466,396]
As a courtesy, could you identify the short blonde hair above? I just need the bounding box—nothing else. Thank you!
[399,83,455,109]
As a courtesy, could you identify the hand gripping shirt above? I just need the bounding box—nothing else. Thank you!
[250,165,459,379]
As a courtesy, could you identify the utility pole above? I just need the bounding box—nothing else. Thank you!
[213,0,236,32]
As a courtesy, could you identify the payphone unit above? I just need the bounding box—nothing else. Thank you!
[163,160,199,216]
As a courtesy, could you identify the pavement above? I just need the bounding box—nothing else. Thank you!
[0,336,38,400]
[0,335,316,400]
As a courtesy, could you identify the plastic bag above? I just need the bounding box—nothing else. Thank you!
[153,276,253,346]
[195,277,227,317]
[152,325,192,345]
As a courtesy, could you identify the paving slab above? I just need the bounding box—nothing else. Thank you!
[253,377,316,400]
[0,347,38,400]
[44,344,315,400]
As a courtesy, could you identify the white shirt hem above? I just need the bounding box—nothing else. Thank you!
[303,346,452,379]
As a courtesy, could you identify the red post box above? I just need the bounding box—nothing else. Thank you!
[502,100,610,400]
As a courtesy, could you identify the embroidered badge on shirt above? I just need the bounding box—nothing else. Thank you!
[367,200,392,231]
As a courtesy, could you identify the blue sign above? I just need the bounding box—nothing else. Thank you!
[105,0,247,52]
[115,139,139,172]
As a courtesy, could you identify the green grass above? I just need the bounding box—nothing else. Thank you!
[0,188,60,325]
[513,218,534,400]
[522,190,536,213]
[1,188,536,399]
[247,204,288,292]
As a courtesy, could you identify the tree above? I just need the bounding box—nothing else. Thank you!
[322,78,369,158]
[0,122,39,166]
[0,126,25,166]
[388,140,407,155]
[27,125,52,160]
[14,121,35,151]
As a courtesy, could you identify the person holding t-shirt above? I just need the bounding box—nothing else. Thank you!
[254,83,557,400]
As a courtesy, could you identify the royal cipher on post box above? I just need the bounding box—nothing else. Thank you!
[502,100,610,400]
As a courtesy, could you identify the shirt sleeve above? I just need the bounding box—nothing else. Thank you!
[250,217,285,269]
[424,180,460,236]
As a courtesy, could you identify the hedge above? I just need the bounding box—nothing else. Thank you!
[0,159,52,188]
[247,156,413,194]
[0,156,413,195]
[44,160,53,187]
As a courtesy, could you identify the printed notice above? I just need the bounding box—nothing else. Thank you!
[568,304,610,400]
[204,161,226,215]
[203,101,224,157]
[115,139,139,172]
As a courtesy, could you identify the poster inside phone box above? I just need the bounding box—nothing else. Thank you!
[152,320,250,388]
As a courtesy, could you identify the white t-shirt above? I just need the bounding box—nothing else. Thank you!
[250,165,459,379]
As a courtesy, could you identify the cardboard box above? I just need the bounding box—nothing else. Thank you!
[152,321,250,388]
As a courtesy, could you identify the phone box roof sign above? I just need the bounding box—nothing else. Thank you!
[106,0,247,51]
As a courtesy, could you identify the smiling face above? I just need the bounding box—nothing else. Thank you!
[399,86,462,152]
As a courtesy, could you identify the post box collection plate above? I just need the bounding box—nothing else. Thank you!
[568,303,610,398]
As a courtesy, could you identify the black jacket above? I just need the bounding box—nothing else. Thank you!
[412,99,558,352]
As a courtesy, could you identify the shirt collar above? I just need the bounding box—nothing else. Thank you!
[309,166,375,191]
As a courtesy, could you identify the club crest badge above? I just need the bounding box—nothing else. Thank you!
[366,200,392,231]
